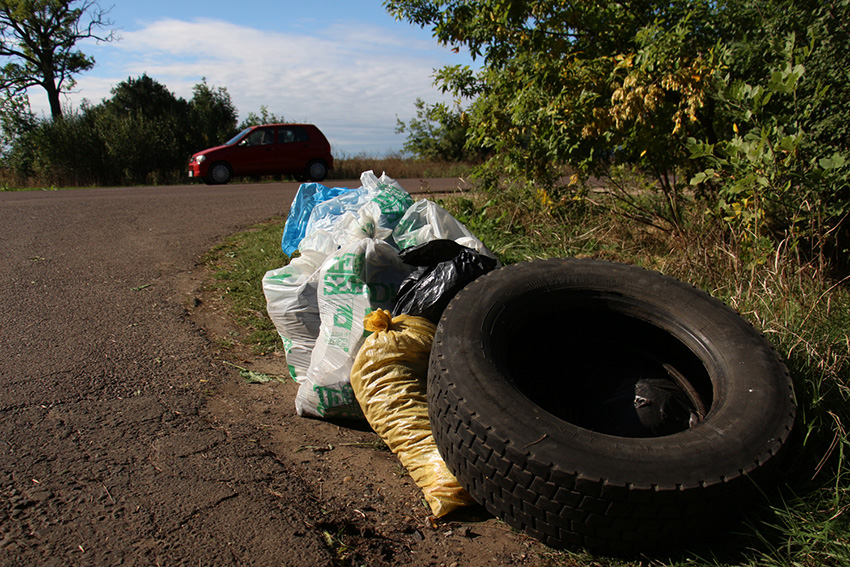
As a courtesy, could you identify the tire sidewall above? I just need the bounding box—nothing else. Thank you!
[430,258,796,489]
[207,162,231,184]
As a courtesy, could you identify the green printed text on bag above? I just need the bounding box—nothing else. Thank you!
[313,383,363,419]
[323,253,366,295]
[371,184,414,224]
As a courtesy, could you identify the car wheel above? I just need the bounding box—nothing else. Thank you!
[428,258,796,552]
[204,162,232,185]
[306,160,328,182]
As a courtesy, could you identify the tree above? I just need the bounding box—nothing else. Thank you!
[189,78,238,149]
[0,0,115,120]
[238,105,284,129]
[0,86,33,150]
[103,73,188,118]
[386,0,716,187]
[93,75,193,184]
[386,0,849,261]
[396,98,487,162]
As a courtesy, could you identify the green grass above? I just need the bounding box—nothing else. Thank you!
[207,182,849,566]
[201,217,289,355]
[0,183,67,191]
[443,187,850,567]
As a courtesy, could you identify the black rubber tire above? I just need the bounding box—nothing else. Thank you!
[428,258,796,552]
[306,160,328,182]
[204,162,232,185]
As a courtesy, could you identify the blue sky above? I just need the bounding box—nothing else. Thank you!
[26,0,476,155]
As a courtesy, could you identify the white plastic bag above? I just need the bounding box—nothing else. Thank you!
[393,199,498,259]
[360,170,414,229]
[303,188,371,247]
[295,219,412,419]
[298,172,413,254]
[262,249,328,382]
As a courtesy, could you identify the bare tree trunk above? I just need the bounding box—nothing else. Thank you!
[42,66,63,120]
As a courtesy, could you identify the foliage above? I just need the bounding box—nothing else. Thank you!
[386,0,696,184]
[103,73,189,118]
[688,37,849,270]
[0,86,33,149]
[238,105,285,129]
[385,0,850,266]
[2,75,238,186]
[92,74,194,184]
[190,78,238,150]
[395,97,487,162]
[713,0,850,155]
[0,0,115,119]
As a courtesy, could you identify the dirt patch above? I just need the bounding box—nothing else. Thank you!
[181,267,555,566]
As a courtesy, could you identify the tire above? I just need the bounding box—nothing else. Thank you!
[306,160,328,182]
[428,258,796,552]
[204,162,232,185]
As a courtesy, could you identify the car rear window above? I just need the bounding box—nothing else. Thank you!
[279,126,309,143]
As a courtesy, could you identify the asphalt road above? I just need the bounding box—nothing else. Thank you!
[0,178,478,566]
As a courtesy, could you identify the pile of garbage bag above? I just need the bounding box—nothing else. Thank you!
[262,171,497,516]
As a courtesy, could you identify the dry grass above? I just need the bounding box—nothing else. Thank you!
[329,153,476,180]
[439,185,850,567]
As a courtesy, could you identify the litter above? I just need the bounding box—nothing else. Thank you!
[262,249,327,382]
[350,309,476,516]
[281,183,354,256]
[295,223,412,419]
[393,239,499,323]
[393,198,496,258]
[262,171,492,515]
[267,171,495,420]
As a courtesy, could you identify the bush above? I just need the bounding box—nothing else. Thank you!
[1,75,238,186]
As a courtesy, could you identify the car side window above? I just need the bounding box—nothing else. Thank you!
[293,127,308,142]
[279,127,308,144]
[244,128,274,146]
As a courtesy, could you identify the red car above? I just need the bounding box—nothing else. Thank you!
[188,123,333,185]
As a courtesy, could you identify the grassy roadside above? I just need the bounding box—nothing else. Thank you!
[203,183,849,567]
[447,187,850,567]
[0,156,475,190]
[200,217,289,356]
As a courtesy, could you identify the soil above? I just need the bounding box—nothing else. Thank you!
[186,275,550,567]
[0,181,556,566]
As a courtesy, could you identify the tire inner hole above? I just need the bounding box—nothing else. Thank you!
[497,297,714,438]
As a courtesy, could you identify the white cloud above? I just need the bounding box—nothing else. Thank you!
[34,17,462,154]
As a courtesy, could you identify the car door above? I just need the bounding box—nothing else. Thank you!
[236,126,278,175]
[276,126,312,173]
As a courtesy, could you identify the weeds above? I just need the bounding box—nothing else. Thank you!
[207,170,848,566]
[330,153,475,180]
[439,181,849,567]
[201,217,288,355]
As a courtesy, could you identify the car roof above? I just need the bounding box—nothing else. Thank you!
[249,123,316,128]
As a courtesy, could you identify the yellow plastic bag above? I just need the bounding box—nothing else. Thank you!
[350,309,475,517]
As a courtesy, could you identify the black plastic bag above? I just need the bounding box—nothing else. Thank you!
[580,376,695,438]
[393,240,498,323]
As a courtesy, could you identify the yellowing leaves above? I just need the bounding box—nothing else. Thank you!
[607,47,719,135]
